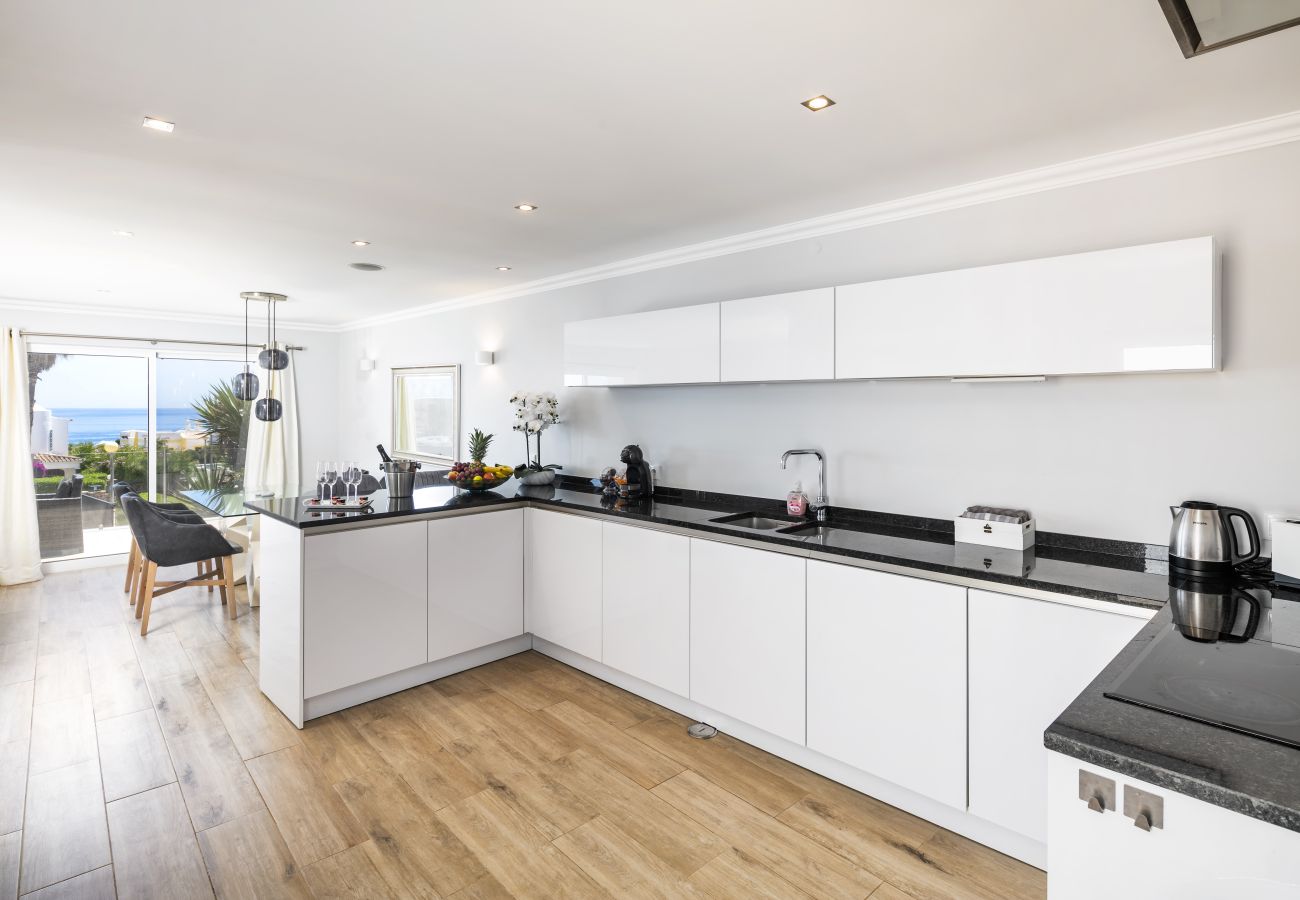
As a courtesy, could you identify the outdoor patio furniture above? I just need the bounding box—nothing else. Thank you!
[35,475,84,558]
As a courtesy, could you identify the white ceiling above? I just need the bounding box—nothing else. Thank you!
[2,0,1299,327]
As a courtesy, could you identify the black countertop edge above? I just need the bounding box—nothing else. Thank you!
[1045,597,1300,833]
[247,482,1169,611]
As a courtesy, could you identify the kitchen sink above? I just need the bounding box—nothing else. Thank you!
[709,511,802,530]
[776,523,843,538]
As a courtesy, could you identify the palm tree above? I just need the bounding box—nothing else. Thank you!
[191,381,250,490]
[27,352,61,425]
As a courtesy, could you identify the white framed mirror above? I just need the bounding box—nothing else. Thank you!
[391,365,459,464]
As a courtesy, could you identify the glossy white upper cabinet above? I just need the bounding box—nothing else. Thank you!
[835,237,1218,379]
[602,523,690,697]
[806,561,968,809]
[564,302,720,386]
[969,589,1151,843]
[720,288,835,382]
[525,509,603,659]
[428,509,524,662]
[690,539,806,744]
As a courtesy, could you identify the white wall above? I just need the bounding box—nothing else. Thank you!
[339,141,1300,546]
[1,305,340,485]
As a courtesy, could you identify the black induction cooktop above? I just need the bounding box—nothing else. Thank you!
[1106,605,1300,750]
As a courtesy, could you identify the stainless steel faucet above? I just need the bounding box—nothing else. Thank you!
[781,449,828,522]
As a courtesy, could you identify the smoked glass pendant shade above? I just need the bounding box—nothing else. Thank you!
[258,346,289,370]
[255,397,282,422]
[232,369,259,401]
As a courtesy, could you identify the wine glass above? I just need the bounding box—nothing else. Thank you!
[315,461,329,503]
[326,462,341,501]
[346,463,363,503]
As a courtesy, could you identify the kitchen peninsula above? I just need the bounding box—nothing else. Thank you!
[248,478,1164,867]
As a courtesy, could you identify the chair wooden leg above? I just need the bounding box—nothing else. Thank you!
[133,556,148,614]
[205,558,215,593]
[215,557,228,608]
[139,561,158,636]
[221,556,237,620]
[124,540,138,594]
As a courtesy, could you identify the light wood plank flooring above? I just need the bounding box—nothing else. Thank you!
[0,565,1046,899]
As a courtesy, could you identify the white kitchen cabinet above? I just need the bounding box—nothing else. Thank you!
[602,523,691,697]
[689,539,805,744]
[835,236,1218,379]
[525,509,603,659]
[1048,752,1300,900]
[806,561,967,808]
[564,302,720,386]
[720,287,835,382]
[303,521,429,698]
[428,509,524,662]
[970,589,1150,843]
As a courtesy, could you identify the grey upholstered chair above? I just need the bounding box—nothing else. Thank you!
[115,484,213,600]
[121,493,243,635]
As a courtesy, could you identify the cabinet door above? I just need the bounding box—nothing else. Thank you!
[525,509,603,659]
[971,590,1149,842]
[835,237,1216,379]
[602,523,690,697]
[806,561,967,808]
[720,287,834,382]
[563,302,720,386]
[303,522,428,697]
[428,509,524,662]
[689,539,805,744]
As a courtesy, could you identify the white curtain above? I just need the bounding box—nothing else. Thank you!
[0,326,43,584]
[243,344,301,497]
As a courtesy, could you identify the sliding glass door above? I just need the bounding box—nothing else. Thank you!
[27,344,248,561]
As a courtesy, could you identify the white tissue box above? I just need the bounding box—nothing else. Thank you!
[954,515,1036,550]
[1274,519,1300,583]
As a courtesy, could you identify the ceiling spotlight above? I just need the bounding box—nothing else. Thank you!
[496,266,512,271]
[349,262,385,272]
[96,289,112,293]
[351,240,370,247]
[142,116,175,132]
[112,230,134,238]
[514,203,538,212]
[801,95,836,111]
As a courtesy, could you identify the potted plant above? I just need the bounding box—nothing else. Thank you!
[511,391,562,486]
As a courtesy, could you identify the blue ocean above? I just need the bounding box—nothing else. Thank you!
[53,408,198,443]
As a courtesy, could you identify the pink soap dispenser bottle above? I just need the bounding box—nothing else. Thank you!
[787,480,808,517]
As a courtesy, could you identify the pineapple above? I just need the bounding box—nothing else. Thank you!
[468,428,493,463]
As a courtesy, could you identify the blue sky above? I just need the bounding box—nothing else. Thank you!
[31,354,246,409]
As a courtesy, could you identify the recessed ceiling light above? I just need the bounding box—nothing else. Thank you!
[349,262,385,272]
[514,203,538,212]
[351,240,370,247]
[496,266,512,271]
[112,230,134,238]
[142,116,175,133]
[96,289,112,293]
[801,95,836,111]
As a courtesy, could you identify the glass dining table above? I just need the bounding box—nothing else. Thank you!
[181,489,261,606]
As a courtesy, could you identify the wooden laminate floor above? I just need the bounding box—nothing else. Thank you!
[0,564,1046,899]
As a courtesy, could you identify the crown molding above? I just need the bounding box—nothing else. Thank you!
[0,296,338,333]
[342,108,1300,332]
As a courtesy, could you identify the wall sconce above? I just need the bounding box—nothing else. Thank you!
[359,357,376,372]
[475,350,495,366]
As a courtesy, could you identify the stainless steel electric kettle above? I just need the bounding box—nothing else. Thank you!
[1168,500,1261,577]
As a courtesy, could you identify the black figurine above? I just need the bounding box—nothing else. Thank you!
[619,445,653,500]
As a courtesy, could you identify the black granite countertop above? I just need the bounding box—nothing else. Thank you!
[1046,581,1300,832]
[245,479,1171,610]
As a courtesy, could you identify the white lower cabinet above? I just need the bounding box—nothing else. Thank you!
[689,539,806,744]
[601,523,690,697]
[428,509,524,661]
[1048,752,1300,900]
[525,509,603,659]
[806,561,968,808]
[970,589,1150,843]
[303,521,429,697]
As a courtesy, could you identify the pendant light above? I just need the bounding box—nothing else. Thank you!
[231,293,260,401]
[241,291,287,422]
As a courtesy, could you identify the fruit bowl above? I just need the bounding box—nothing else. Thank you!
[446,462,514,493]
